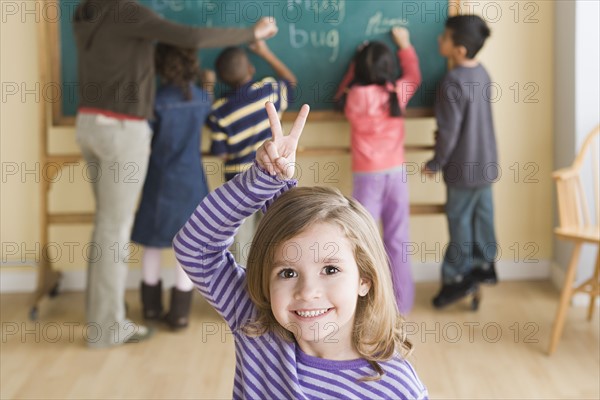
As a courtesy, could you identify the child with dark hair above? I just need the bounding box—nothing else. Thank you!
[335,27,421,314]
[215,46,252,87]
[423,15,499,308]
[131,43,214,330]
[207,40,296,262]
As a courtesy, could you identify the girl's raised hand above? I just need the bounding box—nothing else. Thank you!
[257,102,310,179]
[392,27,411,49]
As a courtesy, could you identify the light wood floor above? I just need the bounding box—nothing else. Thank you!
[1,281,598,399]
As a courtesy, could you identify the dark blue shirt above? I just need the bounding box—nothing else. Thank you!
[131,83,211,247]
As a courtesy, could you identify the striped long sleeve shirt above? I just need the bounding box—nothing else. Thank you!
[173,163,429,400]
[207,78,291,181]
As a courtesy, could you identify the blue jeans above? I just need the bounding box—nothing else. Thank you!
[441,185,497,284]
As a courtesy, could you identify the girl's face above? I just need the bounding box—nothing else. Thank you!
[269,222,371,359]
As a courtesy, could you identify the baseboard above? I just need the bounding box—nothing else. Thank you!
[1,260,552,293]
[550,262,600,307]
[0,263,38,293]
[412,260,551,281]
[0,262,175,293]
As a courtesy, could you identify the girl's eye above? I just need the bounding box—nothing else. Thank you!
[278,269,297,279]
[323,266,340,275]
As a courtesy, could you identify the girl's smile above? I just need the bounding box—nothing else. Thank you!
[293,307,333,319]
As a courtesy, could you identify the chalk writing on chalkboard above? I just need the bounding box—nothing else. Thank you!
[52,0,451,123]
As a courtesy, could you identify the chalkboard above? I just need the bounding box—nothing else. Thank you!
[52,0,452,124]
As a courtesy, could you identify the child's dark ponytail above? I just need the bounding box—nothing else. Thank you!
[335,89,349,112]
[354,42,403,118]
[387,83,402,117]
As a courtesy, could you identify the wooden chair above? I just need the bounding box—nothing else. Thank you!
[548,124,600,354]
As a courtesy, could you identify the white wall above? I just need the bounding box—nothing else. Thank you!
[575,0,600,281]
[575,1,600,145]
[553,0,600,282]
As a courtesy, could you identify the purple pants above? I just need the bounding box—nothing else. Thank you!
[353,169,415,314]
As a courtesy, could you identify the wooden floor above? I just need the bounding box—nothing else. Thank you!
[1,281,598,399]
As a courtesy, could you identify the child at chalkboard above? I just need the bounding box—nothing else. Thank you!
[423,15,498,309]
[336,27,421,314]
[207,40,296,262]
[131,43,214,329]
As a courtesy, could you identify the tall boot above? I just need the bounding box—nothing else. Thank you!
[164,287,193,330]
[141,280,163,320]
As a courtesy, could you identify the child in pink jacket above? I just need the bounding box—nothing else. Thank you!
[336,27,421,314]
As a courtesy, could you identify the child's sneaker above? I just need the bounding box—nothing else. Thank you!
[432,277,478,309]
[124,324,155,344]
[470,262,498,285]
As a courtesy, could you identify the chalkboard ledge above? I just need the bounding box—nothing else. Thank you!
[53,109,433,127]
[282,108,434,122]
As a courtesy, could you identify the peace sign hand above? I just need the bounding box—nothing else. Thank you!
[257,102,310,180]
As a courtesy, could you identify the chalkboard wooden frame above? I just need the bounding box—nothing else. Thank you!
[48,0,459,126]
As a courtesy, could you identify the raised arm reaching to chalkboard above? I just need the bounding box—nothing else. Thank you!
[249,40,297,86]
[336,27,422,315]
[73,0,277,119]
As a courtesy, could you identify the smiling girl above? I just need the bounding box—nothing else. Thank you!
[173,102,428,399]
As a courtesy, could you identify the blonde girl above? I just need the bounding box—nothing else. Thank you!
[174,102,427,399]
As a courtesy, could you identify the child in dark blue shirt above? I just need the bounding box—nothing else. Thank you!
[132,44,213,329]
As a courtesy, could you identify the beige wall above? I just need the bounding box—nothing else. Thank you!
[1,1,43,272]
[1,1,554,277]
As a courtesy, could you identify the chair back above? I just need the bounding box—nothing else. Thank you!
[554,125,600,234]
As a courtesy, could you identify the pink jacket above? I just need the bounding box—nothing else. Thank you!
[341,47,421,173]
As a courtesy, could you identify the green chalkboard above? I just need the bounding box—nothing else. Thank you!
[54,0,450,122]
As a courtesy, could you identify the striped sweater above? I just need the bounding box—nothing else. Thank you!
[173,163,428,400]
[207,78,290,181]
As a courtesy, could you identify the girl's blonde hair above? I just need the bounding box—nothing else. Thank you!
[244,186,412,379]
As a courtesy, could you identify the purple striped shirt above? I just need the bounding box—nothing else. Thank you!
[174,163,428,400]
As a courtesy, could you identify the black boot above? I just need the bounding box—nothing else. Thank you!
[141,281,163,320]
[164,288,193,330]
[470,262,498,285]
[432,277,478,309]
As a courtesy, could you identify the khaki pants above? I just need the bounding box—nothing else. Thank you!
[76,113,151,348]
